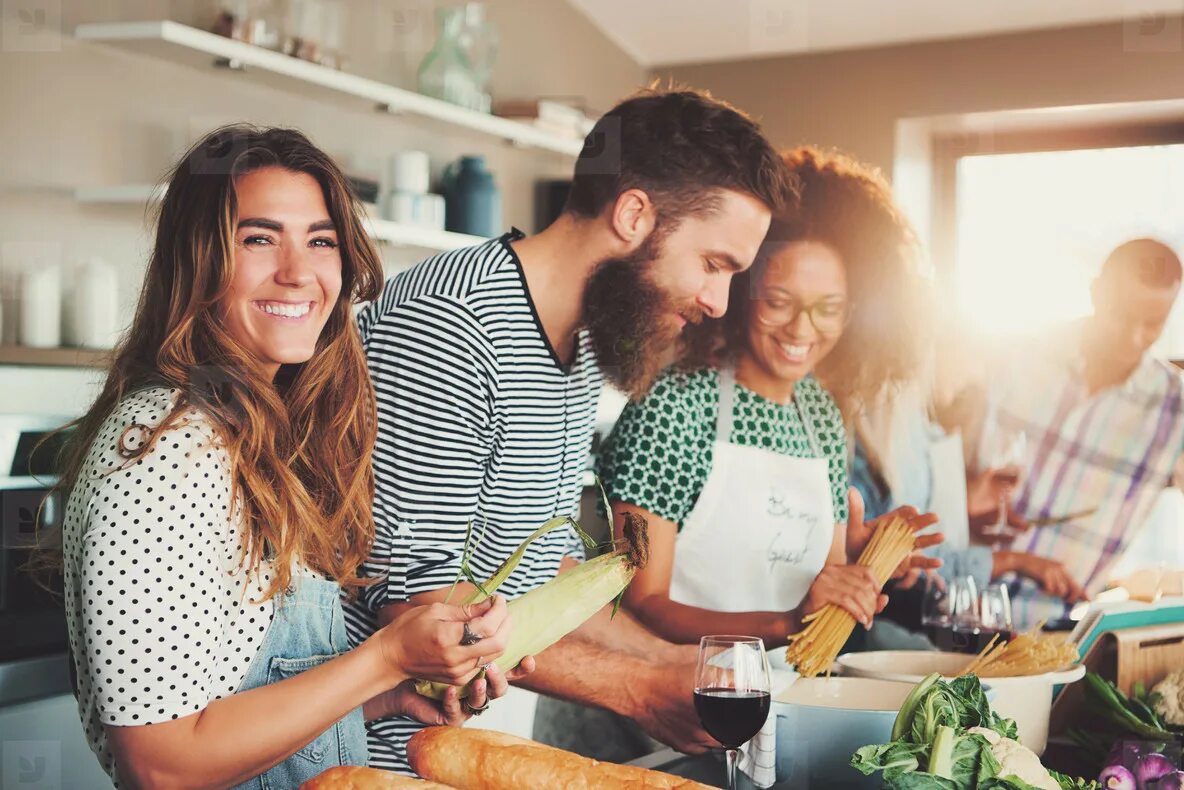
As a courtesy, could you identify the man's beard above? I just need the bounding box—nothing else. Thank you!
[582,237,699,399]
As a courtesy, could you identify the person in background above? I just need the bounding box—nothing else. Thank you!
[950,238,1184,628]
[850,382,1086,635]
[57,126,523,788]
[344,88,794,772]
[597,147,941,653]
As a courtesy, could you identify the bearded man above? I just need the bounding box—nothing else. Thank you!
[344,88,792,773]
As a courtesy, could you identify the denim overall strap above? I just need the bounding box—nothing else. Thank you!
[230,575,369,789]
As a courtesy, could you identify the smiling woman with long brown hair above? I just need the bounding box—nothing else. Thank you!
[57,125,526,789]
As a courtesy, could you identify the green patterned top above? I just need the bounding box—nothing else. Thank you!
[596,368,849,530]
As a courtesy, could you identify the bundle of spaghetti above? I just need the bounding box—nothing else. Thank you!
[961,623,1078,678]
[785,516,916,677]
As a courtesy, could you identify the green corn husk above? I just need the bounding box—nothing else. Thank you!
[458,515,587,605]
[415,511,649,700]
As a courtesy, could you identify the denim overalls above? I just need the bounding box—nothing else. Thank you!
[231,575,369,789]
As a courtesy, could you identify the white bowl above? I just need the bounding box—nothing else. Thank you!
[835,650,1085,755]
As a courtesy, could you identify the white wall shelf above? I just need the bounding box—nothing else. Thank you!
[75,185,486,253]
[74,20,586,158]
[364,219,486,251]
[0,345,111,368]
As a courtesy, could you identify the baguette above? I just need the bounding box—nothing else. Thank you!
[300,765,457,790]
[408,727,713,790]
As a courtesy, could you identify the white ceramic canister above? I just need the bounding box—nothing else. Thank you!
[68,257,119,349]
[388,151,431,195]
[20,264,61,348]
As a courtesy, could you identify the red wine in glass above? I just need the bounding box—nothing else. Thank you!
[925,624,1016,654]
[695,636,770,790]
[693,688,772,748]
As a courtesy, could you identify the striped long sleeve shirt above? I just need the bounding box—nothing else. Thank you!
[343,230,602,773]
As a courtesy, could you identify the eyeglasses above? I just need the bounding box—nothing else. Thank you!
[753,294,851,335]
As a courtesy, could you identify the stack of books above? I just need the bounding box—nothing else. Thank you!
[494,99,597,141]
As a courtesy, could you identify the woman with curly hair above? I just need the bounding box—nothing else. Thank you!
[57,125,528,788]
[595,146,939,646]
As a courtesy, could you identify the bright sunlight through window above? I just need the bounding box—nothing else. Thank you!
[954,143,1184,357]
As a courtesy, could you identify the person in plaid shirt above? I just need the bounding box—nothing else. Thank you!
[968,238,1184,628]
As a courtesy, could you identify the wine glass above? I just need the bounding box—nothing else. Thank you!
[979,583,1015,642]
[981,427,1028,540]
[693,636,771,790]
[921,574,981,653]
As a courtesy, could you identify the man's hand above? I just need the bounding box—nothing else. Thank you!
[993,551,1086,602]
[631,666,719,755]
[373,657,537,726]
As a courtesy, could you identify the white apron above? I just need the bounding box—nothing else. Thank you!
[669,369,835,613]
[926,430,970,552]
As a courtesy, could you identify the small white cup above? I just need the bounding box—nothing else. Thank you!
[388,151,431,195]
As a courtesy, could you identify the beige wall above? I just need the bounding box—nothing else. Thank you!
[0,0,645,414]
[658,18,1184,176]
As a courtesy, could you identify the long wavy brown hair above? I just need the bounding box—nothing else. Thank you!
[680,146,931,419]
[52,125,384,599]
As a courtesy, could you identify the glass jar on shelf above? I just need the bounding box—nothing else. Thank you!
[417,3,498,113]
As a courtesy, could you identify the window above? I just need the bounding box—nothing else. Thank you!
[951,142,1184,357]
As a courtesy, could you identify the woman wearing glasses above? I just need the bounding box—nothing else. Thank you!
[596,147,938,646]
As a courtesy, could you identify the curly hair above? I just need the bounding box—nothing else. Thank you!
[680,146,931,419]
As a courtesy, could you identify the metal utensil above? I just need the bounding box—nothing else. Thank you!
[1028,507,1099,528]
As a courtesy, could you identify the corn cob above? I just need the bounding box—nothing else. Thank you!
[415,511,649,700]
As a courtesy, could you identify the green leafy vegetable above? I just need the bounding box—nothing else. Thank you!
[850,674,1099,790]
[894,673,943,741]
[979,778,1042,789]
[885,775,959,789]
[1048,769,1108,790]
[912,685,963,746]
[851,741,927,780]
[1082,672,1177,741]
[930,726,959,779]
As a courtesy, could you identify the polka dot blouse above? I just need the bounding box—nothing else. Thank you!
[61,387,276,783]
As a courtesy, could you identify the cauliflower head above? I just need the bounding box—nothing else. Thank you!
[1152,668,1184,727]
[968,727,1059,790]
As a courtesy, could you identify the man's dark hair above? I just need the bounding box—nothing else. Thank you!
[1100,238,1182,289]
[564,87,794,230]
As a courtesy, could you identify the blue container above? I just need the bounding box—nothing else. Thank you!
[443,155,502,238]
[771,676,915,789]
[768,675,996,788]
